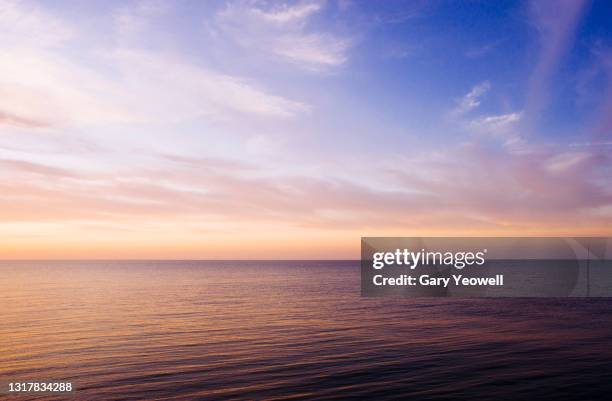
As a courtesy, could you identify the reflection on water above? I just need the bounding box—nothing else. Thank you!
[1,261,612,400]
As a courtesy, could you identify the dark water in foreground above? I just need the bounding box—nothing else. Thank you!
[2,261,612,400]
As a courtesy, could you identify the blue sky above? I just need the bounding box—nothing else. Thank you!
[0,0,611,258]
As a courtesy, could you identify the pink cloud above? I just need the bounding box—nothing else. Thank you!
[526,0,588,122]
[1,145,610,237]
[0,111,50,128]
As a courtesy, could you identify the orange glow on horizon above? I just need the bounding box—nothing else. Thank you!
[2,222,611,260]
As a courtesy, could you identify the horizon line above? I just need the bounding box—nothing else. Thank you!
[0,258,361,262]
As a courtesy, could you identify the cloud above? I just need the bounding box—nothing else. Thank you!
[389,144,612,230]
[253,1,321,23]
[0,48,133,127]
[465,39,504,58]
[450,81,491,117]
[113,0,167,40]
[108,48,309,120]
[214,0,351,71]
[1,136,611,260]
[0,2,308,130]
[0,158,77,178]
[0,111,49,128]
[369,1,425,25]
[526,0,588,121]
[1,142,610,237]
[469,112,524,146]
[160,153,258,173]
[471,112,522,129]
[591,48,612,140]
[449,82,524,148]
[544,151,592,173]
[0,0,72,48]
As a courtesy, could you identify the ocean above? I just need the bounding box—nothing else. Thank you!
[2,260,612,400]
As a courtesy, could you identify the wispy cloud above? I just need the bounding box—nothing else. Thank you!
[449,81,524,148]
[471,112,522,130]
[0,48,133,127]
[0,158,77,178]
[0,111,50,128]
[526,0,588,121]
[0,0,72,48]
[469,112,524,147]
[591,47,612,139]
[1,142,610,237]
[389,144,612,230]
[465,39,504,58]
[450,81,491,118]
[544,151,592,173]
[108,48,309,120]
[113,0,167,40]
[214,0,351,71]
[0,0,308,129]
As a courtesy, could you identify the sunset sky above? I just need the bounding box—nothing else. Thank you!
[1,0,611,259]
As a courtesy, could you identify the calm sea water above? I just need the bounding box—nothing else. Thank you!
[2,261,612,400]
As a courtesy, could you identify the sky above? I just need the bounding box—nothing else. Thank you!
[1,0,611,259]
